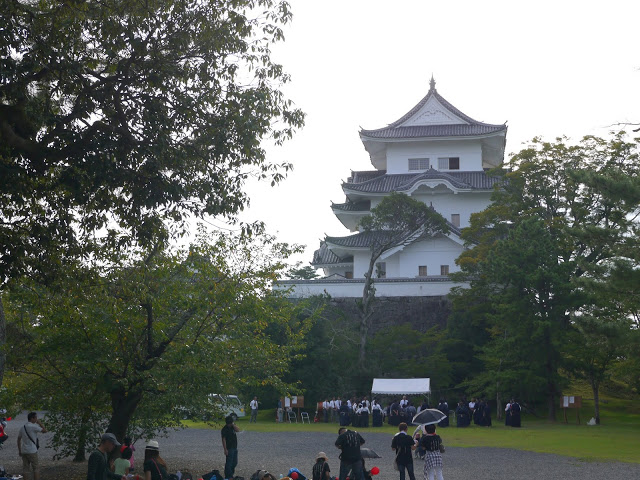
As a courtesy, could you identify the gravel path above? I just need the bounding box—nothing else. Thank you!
[1,413,638,480]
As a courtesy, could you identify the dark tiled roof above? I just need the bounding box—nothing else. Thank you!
[343,170,500,193]
[361,124,506,139]
[332,200,371,212]
[325,230,398,248]
[348,170,387,183]
[360,86,506,139]
[312,241,354,266]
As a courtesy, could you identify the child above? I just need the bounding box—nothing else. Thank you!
[114,447,133,476]
[312,452,330,480]
[420,424,445,480]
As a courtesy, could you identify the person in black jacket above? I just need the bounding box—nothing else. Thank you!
[87,433,127,480]
[335,427,365,480]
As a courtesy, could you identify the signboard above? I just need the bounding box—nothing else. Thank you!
[561,395,582,424]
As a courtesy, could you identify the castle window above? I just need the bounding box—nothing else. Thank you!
[438,157,460,170]
[451,214,460,227]
[408,158,430,171]
[345,271,353,279]
[418,265,427,277]
[440,265,450,276]
[376,262,386,278]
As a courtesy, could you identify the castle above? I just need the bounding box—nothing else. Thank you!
[279,78,507,298]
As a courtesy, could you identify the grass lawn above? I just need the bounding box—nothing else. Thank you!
[184,391,640,464]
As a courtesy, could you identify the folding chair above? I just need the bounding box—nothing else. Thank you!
[300,411,310,424]
[288,410,297,423]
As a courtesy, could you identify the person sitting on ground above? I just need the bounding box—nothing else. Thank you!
[143,440,168,480]
[113,447,133,477]
[312,452,331,480]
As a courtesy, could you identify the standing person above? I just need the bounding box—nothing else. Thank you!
[329,398,336,423]
[123,436,136,473]
[87,432,127,480]
[504,400,512,426]
[277,398,284,423]
[323,399,330,423]
[17,411,47,480]
[312,451,331,480]
[509,399,521,427]
[420,424,445,480]
[221,415,241,480]
[437,399,449,427]
[143,440,168,480]
[335,427,365,480]
[399,396,408,409]
[250,396,259,423]
[391,423,416,480]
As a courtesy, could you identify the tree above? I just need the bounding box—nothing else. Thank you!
[356,192,449,364]
[453,133,640,420]
[3,229,309,458]
[0,0,304,281]
[0,0,304,392]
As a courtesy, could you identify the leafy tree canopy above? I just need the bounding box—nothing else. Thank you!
[450,133,640,420]
[0,0,304,282]
[2,228,311,457]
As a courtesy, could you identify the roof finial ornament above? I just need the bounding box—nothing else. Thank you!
[429,75,436,92]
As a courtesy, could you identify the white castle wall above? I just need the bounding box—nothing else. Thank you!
[385,140,483,174]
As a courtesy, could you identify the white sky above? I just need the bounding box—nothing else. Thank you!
[233,0,640,268]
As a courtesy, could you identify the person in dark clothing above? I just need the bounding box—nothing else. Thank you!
[482,400,492,427]
[436,400,449,427]
[221,415,241,479]
[312,451,331,480]
[335,427,365,480]
[504,400,512,426]
[87,433,127,480]
[391,423,416,480]
[455,401,470,427]
[143,440,168,480]
[509,399,521,427]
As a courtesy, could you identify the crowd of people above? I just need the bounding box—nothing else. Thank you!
[8,396,521,480]
[316,395,522,430]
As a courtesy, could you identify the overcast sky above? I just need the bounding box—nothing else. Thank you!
[231,0,640,268]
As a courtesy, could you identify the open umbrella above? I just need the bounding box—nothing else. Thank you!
[360,447,382,459]
[412,408,446,425]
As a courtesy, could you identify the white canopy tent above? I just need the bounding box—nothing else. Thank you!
[371,378,431,395]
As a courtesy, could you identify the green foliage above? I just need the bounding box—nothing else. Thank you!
[287,264,320,280]
[449,133,640,419]
[359,192,450,242]
[3,228,308,458]
[368,324,452,391]
[0,0,305,282]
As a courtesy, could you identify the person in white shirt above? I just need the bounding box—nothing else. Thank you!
[322,399,329,423]
[399,396,408,409]
[17,411,47,480]
[329,398,336,422]
[249,396,259,423]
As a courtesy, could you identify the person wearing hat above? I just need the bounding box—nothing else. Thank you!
[221,415,241,480]
[312,451,331,480]
[143,440,168,480]
[87,433,127,480]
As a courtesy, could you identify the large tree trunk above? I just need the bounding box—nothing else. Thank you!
[0,297,6,389]
[108,388,143,441]
[496,386,502,421]
[591,378,600,425]
[73,407,93,461]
